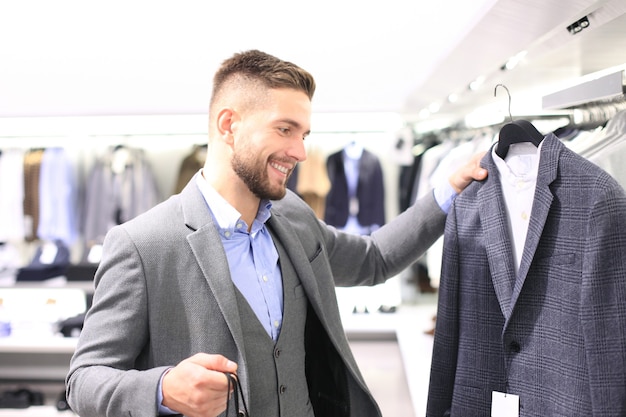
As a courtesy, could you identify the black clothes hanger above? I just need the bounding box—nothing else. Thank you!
[496,119,544,159]
[493,84,544,159]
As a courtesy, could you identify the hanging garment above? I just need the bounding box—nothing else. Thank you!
[585,109,626,188]
[37,147,79,246]
[172,144,206,195]
[0,149,26,242]
[22,149,44,241]
[82,146,160,259]
[324,146,385,233]
[296,144,330,219]
[427,133,626,416]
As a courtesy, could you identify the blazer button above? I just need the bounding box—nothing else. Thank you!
[509,341,521,353]
[274,348,281,358]
[237,411,246,417]
[279,385,287,394]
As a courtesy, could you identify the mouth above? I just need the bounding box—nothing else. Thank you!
[269,161,290,176]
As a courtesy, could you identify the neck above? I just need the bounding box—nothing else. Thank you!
[201,168,259,230]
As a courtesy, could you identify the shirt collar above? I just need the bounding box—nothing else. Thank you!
[195,170,272,236]
[492,141,542,185]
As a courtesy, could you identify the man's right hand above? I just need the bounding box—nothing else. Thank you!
[162,353,238,417]
[448,151,488,193]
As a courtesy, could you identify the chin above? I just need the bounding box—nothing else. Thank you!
[254,187,286,201]
[272,190,287,200]
[272,187,288,200]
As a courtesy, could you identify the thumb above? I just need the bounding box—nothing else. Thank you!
[449,151,488,193]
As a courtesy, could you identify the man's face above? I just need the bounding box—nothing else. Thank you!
[231,88,311,200]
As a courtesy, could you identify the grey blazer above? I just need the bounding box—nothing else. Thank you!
[66,174,446,417]
[427,134,626,416]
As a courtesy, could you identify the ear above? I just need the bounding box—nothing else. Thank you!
[216,108,239,144]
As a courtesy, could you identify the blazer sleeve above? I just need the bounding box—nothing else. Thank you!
[330,190,446,287]
[581,179,626,414]
[276,188,446,288]
[66,225,168,417]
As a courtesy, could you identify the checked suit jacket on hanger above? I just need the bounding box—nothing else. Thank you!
[427,133,626,417]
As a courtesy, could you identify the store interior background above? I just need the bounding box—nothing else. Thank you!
[1,0,626,415]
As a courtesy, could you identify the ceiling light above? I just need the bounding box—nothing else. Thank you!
[419,109,431,119]
[469,76,486,91]
[447,93,459,103]
[567,16,590,35]
[502,50,528,71]
[465,105,505,128]
[428,102,441,113]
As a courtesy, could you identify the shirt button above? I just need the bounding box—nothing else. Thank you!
[274,320,280,328]
[521,212,528,220]
[236,222,244,229]
[262,275,268,282]
[224,231,231,238]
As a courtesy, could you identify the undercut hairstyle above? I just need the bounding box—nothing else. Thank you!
[209,50,316,114]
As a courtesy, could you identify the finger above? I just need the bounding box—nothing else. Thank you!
[475,151,488,176]
[473,164,488,180]
[189,353,238,374]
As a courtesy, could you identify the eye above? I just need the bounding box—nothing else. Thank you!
[278,127,291,135]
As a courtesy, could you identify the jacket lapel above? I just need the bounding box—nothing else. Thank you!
[266,211,324,314]
[478,150,518,320]
[507,134,559,317]
[179,179,247,354]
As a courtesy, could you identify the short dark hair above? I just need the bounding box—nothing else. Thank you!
[210,50,316,111]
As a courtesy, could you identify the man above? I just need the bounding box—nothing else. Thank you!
[66,49,487,417]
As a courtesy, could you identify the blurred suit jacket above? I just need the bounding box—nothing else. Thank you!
[427,133,626,416]
[324,147,385,230]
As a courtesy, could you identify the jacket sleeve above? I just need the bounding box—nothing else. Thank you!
[314,190,446,288]
[581,180,626,415]
[66,225,169,417]
[277,188,446,288]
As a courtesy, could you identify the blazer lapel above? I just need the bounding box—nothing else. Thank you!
[266,212,324,313]
[507,134,559,316]
[478,150,518,320]
[179,179,246,353]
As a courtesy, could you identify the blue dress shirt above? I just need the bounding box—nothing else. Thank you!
[158,171,284,415]
[195,172,284,341]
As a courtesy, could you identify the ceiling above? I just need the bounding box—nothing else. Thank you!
[1,0,625,131]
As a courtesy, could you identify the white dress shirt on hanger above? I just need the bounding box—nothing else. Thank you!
[493,141,542,272]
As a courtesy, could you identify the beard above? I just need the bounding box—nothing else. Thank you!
[231,150,289,200]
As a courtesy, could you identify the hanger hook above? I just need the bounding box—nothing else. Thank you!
[494,84,513,123]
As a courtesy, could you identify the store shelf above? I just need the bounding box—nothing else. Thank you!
[0,407,75,417]
[0,337,77,354]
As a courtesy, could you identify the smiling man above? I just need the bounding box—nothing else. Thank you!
[66,49,486,417]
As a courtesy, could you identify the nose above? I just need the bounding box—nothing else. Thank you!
[287,138,307,163]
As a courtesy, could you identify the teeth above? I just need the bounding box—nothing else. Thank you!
[271,162,289,174]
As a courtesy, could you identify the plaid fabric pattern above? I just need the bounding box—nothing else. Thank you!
[427,133,626,417]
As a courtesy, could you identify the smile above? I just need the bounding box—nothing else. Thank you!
[270,162,289,174]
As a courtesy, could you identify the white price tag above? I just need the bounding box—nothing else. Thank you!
[491,391,519,417]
